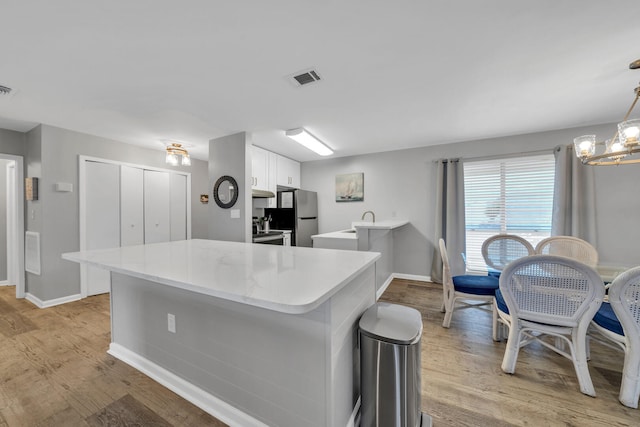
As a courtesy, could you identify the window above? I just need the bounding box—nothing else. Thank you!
[463,154,555,273]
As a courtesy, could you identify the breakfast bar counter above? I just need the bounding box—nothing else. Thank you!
[63,239,380,427]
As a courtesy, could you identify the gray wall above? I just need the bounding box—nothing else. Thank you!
[25,124,209,302]
[0,128,27,156]
[208,132,252,242]
[301,122,640,277]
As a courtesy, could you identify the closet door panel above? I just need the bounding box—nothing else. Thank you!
[120,165,144,246]
[170,173,187,241]
[144,170,170,243]
[85,161,120,295]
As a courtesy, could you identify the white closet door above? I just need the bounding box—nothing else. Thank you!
[170,173,187,241]
[86,161,120,295]
[120,165,144,246]
[144,170,170,244]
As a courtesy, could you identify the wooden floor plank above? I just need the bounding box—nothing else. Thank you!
[0,280,638,426]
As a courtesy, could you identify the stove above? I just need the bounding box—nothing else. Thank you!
[252,231,285,245]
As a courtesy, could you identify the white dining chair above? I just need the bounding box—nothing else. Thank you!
[593,266,640,408]
[482,234,535,341]
[499,255,605,396]
[482,234,535,273]
[438,238,499,328]
[534,236,598,268]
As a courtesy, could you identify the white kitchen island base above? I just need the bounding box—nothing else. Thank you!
[63,240,379,427]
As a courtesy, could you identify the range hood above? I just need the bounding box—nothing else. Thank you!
[252,189,276,198]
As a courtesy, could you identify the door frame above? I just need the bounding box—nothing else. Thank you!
[78,155,191,297]
[2,154,25,298]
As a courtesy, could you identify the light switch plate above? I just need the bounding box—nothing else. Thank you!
[230,209,240,219]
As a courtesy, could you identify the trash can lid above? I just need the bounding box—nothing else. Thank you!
[359,302,423,345]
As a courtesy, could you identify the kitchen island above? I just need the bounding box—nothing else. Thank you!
[63,239,380,427]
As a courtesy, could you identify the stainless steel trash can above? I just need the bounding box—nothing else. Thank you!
[359,302,424,427]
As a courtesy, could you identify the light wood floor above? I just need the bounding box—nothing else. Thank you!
[0,279,637,426]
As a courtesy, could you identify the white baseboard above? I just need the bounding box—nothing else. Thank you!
[0,280,8,286]
[25,292,82,308]
[108,343,269,427]
[392,273,431,283]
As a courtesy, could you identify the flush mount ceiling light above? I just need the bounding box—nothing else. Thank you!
[165,142,191,166]
[285,128,333,156]
[574,59,640,165]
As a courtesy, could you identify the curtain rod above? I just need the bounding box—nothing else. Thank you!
[435,146,560,164]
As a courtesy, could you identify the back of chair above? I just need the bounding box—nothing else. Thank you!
[609,266,640,344]
[439,238,452,285]
[482,234,534,272]
[534,236,598,268]
[499,255,604,327]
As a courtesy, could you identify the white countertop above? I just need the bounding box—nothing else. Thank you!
[63,239,379,314]
[351,219,409,230]
[311,229,358,240]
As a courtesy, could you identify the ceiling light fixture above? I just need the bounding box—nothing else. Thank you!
[574,59,640,165]
[285,128,333,156]
[165,142,191,166]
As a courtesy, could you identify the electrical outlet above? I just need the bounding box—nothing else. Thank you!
[167,313,176,333]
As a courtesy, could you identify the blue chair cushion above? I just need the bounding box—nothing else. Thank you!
[495,289,509,314]
[452,274,499,296]
[488,269,501,279]
[592,302,624,336]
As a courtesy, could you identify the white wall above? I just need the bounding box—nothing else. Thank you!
[24,124,209,302]
[301,122,640,277]
[0,159,8,281]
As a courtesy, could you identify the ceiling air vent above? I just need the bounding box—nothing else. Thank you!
[288,68,322,87]
[0,85,12,96]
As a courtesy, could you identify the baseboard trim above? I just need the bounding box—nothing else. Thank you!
[108,343,269,427]
[25,292,82,308]
[392,273,431,283]
[0,280,8,286]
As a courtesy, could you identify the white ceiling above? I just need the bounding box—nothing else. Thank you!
[1,1,640,162]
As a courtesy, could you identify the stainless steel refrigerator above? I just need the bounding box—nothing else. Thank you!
[265,189,318,247]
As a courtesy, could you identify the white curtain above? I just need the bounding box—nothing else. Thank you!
[552,145,597,245]
[431,158,466,283]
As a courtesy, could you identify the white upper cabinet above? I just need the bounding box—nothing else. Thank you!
[276,155,300,189]
[251,146,269,191]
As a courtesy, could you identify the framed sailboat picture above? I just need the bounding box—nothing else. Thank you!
[335,173,364,202]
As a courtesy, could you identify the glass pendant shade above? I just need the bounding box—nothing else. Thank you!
[605,137,626,160]
[573,135,596,158]
[181,154,191,166]
[166,152,179,165]
[619,119,640,145]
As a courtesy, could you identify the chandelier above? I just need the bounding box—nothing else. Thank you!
[165,142,191,166]
[574,59,640,165]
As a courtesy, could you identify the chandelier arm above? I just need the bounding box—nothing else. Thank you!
[620,87,640,122]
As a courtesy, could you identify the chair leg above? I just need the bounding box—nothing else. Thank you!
[501,321,521,374]
[492,300,501,341]
[571,328,596,397]
[619,349,640,408]
[442,296,454,328]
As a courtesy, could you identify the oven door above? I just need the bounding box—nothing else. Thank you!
[252,233,285,245]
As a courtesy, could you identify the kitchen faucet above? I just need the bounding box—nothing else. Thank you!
[361,210,375,223]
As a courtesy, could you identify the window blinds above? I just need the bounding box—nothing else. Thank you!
[463,154,555,273]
